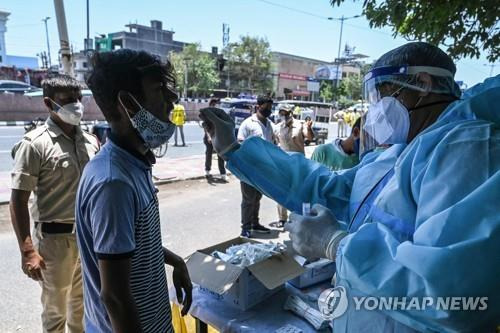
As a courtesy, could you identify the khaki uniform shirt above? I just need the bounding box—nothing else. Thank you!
[276,118,306,154]
[11,118,99,223]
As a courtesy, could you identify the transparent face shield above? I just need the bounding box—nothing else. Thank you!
[362,65,458,105]
[359,113,376,157]
[360,65,460,156]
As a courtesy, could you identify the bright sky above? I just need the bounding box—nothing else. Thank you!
[2,0,496,87]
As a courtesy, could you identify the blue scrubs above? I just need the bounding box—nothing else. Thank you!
[227,75,500,332]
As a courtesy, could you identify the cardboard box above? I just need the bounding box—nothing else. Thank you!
[186,237,305,311]
[287,257,336,289]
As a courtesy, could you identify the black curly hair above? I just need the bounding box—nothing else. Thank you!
[87,49,176,122]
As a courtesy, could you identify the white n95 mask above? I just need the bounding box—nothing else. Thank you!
[363,96,410,145]
[51,100,84,125]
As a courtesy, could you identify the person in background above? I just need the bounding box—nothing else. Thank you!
[10,75,99,333]
[236,95,275,238]
[292,105,301,119]
[172,103,186,146]
[204,97,227,181]
[273,104,313,226]
[311,117,361,171]
[77,49,192,333]
[335,110,346,137]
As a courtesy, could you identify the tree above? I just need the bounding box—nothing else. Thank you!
[331,0,499,62]
[340,74,362,101]
[224,36,273,95]
[170,43,220,98]
[319,80,334,102]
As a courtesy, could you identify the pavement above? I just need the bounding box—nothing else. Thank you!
[0,153,217,204]
[0,145,317,205]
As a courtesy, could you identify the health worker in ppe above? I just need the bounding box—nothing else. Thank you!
[200,42,500,333]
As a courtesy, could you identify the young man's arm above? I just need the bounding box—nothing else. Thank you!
[10,189,45,281]
[89,180,140,329]
[99,258,143,333]
[163,248,192,316]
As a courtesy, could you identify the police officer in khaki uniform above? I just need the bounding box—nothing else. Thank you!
[10,75,99,333]
[274,104,313,227]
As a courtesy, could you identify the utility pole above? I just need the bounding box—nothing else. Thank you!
[86,0,89,47]
[328,15,361,89]
[484,63,499,77]
[53,0,74,76]
[184,60,188,98]
[223,23,230,97]
[42,17,52,68]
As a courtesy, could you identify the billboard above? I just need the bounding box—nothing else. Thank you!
[315,65,342,81]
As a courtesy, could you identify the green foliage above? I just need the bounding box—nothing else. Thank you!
[224,36,273,94]
[337,96,356,109]
[170,43,220,98]
[319,80,334,102]
[340,74,362,100]
[331,0,499,62]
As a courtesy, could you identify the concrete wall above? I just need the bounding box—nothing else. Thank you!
[0,93,207,122]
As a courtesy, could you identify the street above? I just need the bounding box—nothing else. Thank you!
[0,121,341,173]
[0,122,208,173]
[0,178,286,332]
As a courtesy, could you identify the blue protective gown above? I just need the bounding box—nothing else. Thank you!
[227,75,500,332]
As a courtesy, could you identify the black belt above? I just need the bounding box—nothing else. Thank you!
[35,222,74,234]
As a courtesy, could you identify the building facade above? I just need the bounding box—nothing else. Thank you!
[271,51,361,101]
[95,20,185,61]
[73,51,90,82]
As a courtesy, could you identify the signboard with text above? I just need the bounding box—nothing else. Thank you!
[279,73,308,81]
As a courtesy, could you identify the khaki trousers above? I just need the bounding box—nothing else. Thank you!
[33,225,84,333]
[277,204,288,222]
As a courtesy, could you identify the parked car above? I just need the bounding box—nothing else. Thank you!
[0,80,40,94]
[220,98,257,136]
[347,102,369,113]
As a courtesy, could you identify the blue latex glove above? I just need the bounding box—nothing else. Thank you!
[199,107,239,158]
[285,204,347,260]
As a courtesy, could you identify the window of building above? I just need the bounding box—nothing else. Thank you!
[83,62,88,68]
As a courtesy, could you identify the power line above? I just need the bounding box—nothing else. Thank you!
[483,63,499,76]
[253,0,330,20]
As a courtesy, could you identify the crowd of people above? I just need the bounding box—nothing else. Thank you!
[8,41,499,333]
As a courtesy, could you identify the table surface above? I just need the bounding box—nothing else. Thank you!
[173,282,334,333]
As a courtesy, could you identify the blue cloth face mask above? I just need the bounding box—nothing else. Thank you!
[119,93,175,149]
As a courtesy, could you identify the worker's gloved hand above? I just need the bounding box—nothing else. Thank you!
[285,204,346,261]
[199,107,238,158]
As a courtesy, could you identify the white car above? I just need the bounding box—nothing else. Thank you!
[0,80,39,94]
[347,102,369,113]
